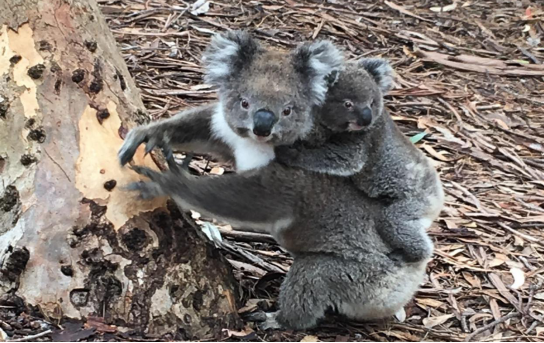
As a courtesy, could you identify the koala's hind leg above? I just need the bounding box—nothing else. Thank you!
[337,259,427,322]
[270,254,336,330]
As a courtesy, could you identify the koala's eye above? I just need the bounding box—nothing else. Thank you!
[240,99,249,110]
[282,107,292,116]
[344,101,354,109]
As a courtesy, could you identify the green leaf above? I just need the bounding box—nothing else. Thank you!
[409,132,427,144]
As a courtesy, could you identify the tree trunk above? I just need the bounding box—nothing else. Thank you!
[0,0,240,338]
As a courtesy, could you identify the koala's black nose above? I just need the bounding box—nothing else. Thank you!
[253,109,277,137]
[357,107,373,127]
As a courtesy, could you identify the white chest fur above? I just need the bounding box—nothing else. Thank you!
[211,105,275,172]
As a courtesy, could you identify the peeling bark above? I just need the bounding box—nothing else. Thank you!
[0,0,241,338]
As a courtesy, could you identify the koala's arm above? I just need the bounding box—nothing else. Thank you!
[118,102,234,165]
[276,135,367,176]
[129,164,297,233]
[379,198,436,263]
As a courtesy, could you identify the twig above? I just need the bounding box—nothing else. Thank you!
[464,313,520,341]
[218,228,276,244]
[497,222,541,244]
[7,329,52,342]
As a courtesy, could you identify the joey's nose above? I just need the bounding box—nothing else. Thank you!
[357,107,373,127]
[253,109,277,137]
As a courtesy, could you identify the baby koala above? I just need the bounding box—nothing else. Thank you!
[276,58,444,263]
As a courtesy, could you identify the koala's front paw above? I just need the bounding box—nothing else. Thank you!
[126,180,164,200]
[275,146,300,165]
[119,127,147,166]
[118,127,173,166]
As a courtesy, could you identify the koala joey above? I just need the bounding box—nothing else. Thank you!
[275,58,444,263]
[118,30,343,172]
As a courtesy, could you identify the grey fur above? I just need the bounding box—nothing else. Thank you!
[120,34,428,330]
[276,59,444,263]
[128,162,428,330]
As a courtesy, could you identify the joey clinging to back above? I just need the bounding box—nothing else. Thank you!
[118,30,344,172]
[277,58,444,263]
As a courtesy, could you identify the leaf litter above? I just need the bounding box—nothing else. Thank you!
[88,0,544,341]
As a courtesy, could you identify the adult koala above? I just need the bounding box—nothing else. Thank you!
[121,31,428,330]
[119,30,343,172]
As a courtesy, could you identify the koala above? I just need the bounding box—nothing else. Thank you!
[121,32,429,331]
[118,30,343,173]
[127,159,428,331]
[275,59,444,263]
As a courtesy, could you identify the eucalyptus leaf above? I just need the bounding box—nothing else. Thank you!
[409,132,427,144]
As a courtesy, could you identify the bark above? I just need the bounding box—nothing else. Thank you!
[0,0,240,338]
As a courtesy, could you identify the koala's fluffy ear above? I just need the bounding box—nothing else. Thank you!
[202,30,262,86]
[358,58,394,93]
[293,40,344,105]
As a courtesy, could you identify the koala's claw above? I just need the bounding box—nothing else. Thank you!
[125,181,162,200]
[130,165,162,180]
[161,147,181,173]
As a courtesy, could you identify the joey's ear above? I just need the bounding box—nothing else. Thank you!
[292,40,344,105]
[202,30,262,86]
[358,58,394,93]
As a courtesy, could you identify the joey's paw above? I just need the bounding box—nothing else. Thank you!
[125,181,163,200]
[275,146,300,165]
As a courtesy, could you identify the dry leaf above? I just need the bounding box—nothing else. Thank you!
[238,299,262,314]
[463,272,482,289]
[384,1,431,22]
[423,313,454,328]
[190,0,210,15]
[191,210,201,220]
[394,307,407,322]
[489,253,508,268]
[422,144,452,161]
[300,335,320,342]
[534,292,544,300]
[417,298,445,308]
[223,326,255,338]
[430,3,457,12]
[509,268,525,290]
[210,166,225,175]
